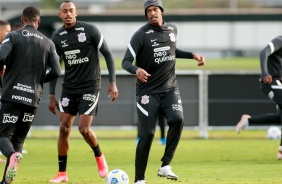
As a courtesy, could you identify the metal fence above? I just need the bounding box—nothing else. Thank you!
[32,71,276,138]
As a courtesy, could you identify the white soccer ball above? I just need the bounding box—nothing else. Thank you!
[105,169,129,184]
[267,126,281,140]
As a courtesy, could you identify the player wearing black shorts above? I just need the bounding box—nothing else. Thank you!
[0,20,10,106]
[0,20,11,164]
[122,0,205,183]
[237,35,282,160]
[0,6,61,184]
[48,1,118,182]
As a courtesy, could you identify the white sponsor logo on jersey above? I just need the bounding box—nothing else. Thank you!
[153,46,175,64]
[13,83,34,93]
[172,104,183,112]
[59,31,67,35]
[75,27,84,31]
[154,46,170,52]
[154,51,167,58]
[3,114,18,124]
[22,113,34,123]
[145,29,154,34]
[65,49,80,55]
[22,30,43,40]
[66,56,89,66]
[11,95,32,103]
[64,49,89,66]
[168,26,174,30]
[61,40,68,47]
[83,94,96,106]
[152,42,159,47]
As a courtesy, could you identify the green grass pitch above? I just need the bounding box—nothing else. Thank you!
[0,57,269,183]
[100,57,260,71]
[1,129,282,184]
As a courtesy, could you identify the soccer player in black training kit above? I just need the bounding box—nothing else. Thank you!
[237,113,280,134]
[0,6,61,184]
[122,0,205,183]
[0,20,10,101]
[236,35,282,161]
[48,1,118,182]
[236,106,280,135]
[0,20,10,164]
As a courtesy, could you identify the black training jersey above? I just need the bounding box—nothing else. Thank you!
[122,22,179,95]
[0,25,60,107]
[51,21,115,94]
[260,36,282,80]
[0,45,3,96]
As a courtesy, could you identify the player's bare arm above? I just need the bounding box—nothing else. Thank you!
[48,94,59,114]
[107,82,118,102]
[193,53,205,66]
[0,65,6,76]
[136,68,151,83]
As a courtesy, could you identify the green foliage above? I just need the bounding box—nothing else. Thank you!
[39,0,60,9]
[1,129,282,183]
[112,0,262,9]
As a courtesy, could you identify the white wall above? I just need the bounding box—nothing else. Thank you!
[87,21,282,52]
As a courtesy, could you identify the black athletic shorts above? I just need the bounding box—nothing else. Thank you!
[59,89,99,116]
[260,79,282,106]
[136,88,184,126]
[0,101,37,139]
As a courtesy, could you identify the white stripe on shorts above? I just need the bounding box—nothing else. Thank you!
[59,100,64,112]
[137,102,148,116]
[271,85,282,89]
[84,92,100,115]
[271,80,282,89]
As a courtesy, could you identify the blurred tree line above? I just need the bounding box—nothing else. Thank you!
[111,0,263,9]
[38,0,277,10]
[39,0,60,9]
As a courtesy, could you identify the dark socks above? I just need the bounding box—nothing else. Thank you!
[161,163,169,167]
[58,155,67,172]
[92,145,102,157]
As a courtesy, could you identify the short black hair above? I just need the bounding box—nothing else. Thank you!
[22,6,40,22]
[60,1,74,9]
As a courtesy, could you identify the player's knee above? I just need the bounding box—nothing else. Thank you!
[78,126,90,136]
[59,125,71,135]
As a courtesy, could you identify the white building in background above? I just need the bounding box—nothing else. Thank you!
[0,0,122,19]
